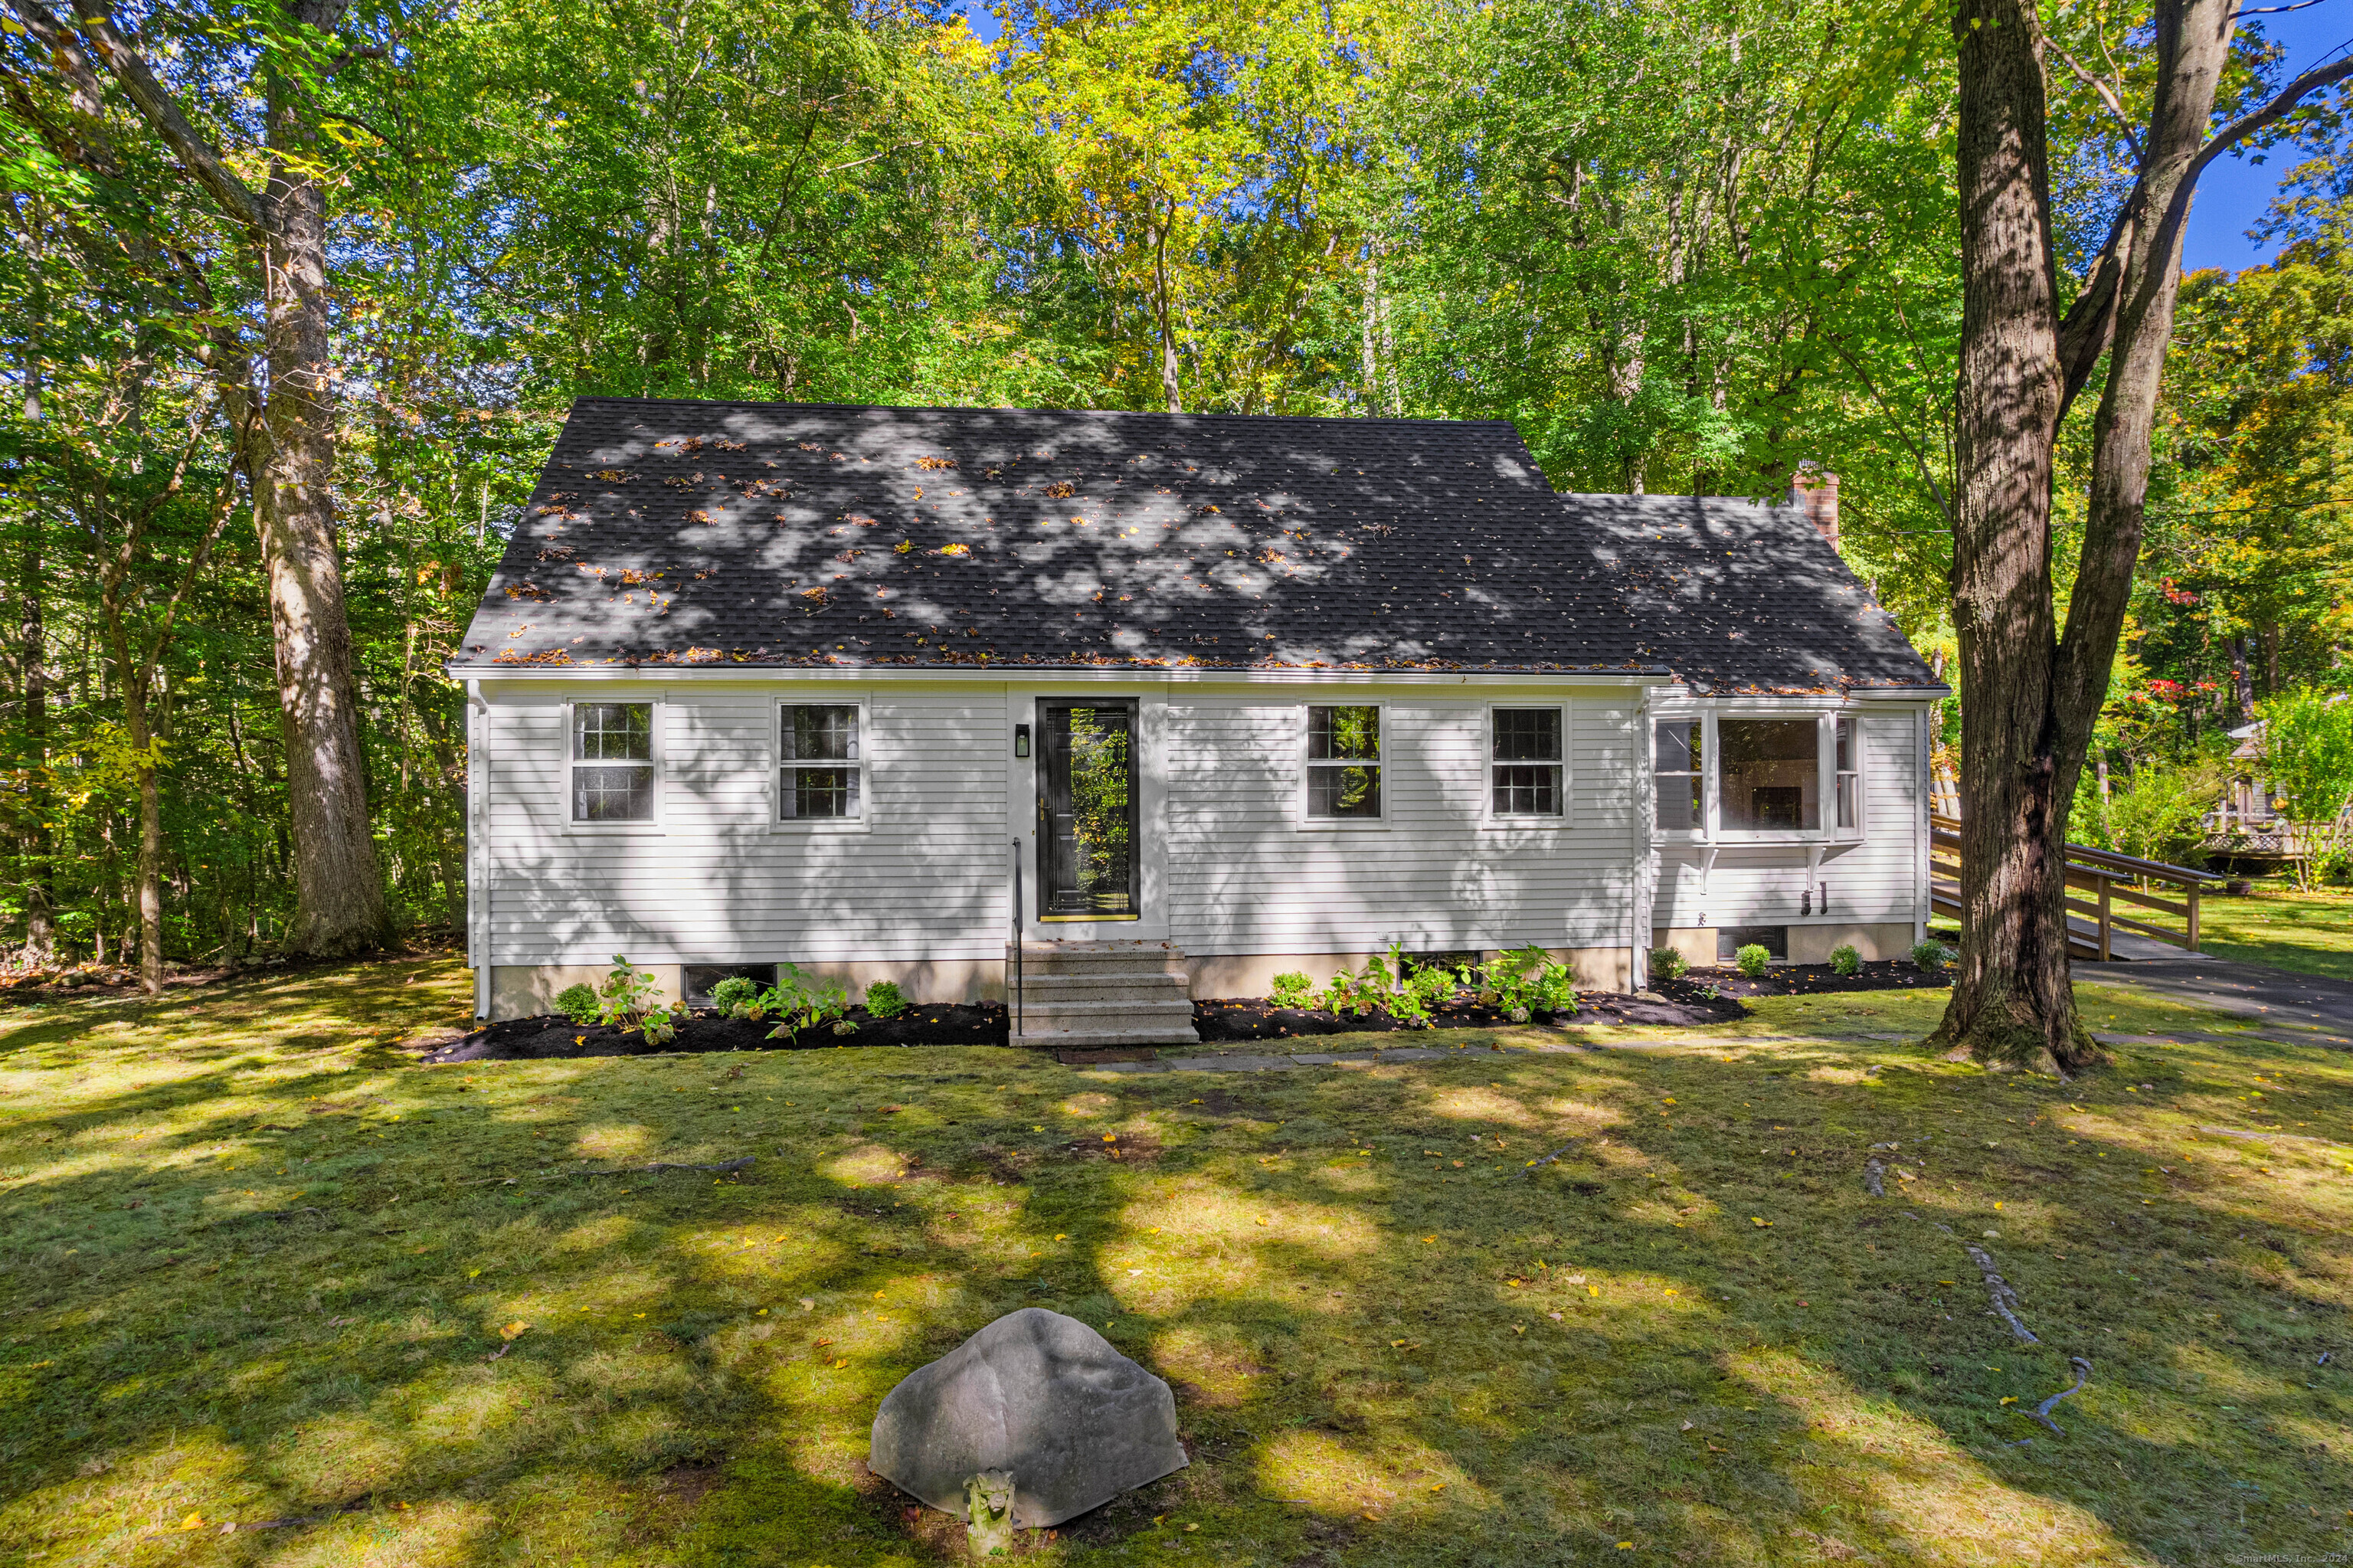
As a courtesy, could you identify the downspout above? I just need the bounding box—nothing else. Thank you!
[1629,686,1653,992]
[470,679,490,1020]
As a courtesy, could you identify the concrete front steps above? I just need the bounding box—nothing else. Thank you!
[1010,939,1201,1050]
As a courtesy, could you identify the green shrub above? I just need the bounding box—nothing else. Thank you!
[1648,947,1688,981]
[1830,944,1862,977]
[1268,971,1314,1008]
[1478,944,1578,1019]
[864,980,908,1020]
[1405,963,1458,1010]
[554,983,601,1025]
[1735,944,1771,977]
[1911,939,1953,972]
[761,963,853,1040]
[594,955,676,1044]
[709,976,761,1018]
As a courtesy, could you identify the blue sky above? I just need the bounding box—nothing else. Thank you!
[2184,2,2353,273]
[957,0,2342,275]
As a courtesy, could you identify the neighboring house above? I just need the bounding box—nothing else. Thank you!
[450,398,1945,1033]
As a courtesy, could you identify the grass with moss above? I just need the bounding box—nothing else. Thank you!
[2195,882,2353,984]
[2,960,2349,1566]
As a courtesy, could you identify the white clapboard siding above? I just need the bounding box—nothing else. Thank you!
[1163,696,1640,955]
[1651,712,1924,928]
[479,689,1010,964]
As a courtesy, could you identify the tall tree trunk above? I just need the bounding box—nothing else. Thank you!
[1152,196,1183,414]
[1929,0,2082,1075]
[18,429,51,964]
[1930,0,2346,1073]
[255,28,391,957]
[25,0,395,957]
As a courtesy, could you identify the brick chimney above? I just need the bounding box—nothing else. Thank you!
[1791,463,1839,549]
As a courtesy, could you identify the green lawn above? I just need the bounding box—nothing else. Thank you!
[2,961,2349,1566]
[2198,882,2353,983]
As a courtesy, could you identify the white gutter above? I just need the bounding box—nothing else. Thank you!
[448,663,1674,689]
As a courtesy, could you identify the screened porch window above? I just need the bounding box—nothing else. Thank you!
[571,702,653,822]
[1492,709,1563,816]
[1306,705,1381,818]
[782,704,861,819]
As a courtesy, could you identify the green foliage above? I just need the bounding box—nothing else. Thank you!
[761,964,853,1041]
[1734,944,1771,978]
[1831,944,1862,977]
[863,980,909,1020]
[1269,971,1315,1007]
[2071,757,2225,866]
[554,983,601,1025]
[1912,940,1953,972]
[595,954,676,1044]
[2260,688,2353,888]
[1477,944,1578,1020]
[709,976,764,1020]
[1648,946,1689,981]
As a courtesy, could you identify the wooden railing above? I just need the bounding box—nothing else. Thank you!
[1929,813,2218,959]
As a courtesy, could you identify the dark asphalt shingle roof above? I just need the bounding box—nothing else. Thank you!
[452,398,1939,694]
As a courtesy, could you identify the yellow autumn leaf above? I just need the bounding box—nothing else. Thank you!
[1102,1134,1116,1142]
[500,1321,529,1340]
[1750,1217,1770,1227]
[1588,1285,1599,1296]
[180,1513,206,1531]
[2001,1396,2018,1405]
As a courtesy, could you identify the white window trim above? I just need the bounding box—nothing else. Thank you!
[1651,705,1863,846]
[563,695,664,836]
[1832,714,1867,843]
[1483,702,1569,827]
[1651,713,1707,845]
[1297,699,1389,830]
[772,694,872,833]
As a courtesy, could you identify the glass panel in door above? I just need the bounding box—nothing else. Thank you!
[1039,702,1137,918]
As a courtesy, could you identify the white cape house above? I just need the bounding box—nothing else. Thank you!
[451,399,1946,1026]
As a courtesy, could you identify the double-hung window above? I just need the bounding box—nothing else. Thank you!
[1305,705,1381,819]
[781,703,862,820]
[571,702,654,822]
[1654,719,1703,832]
[1834,717,1860,833]
[1491,708,1563,817]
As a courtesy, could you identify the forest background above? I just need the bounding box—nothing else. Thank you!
[1,0,2348,967]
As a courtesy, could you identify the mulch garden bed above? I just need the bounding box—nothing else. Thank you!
[427,961,1947,1062]
[423,1003,1008,1063]
[1663,960,1952,1000]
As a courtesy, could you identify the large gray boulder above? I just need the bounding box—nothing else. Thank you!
[869,1308,1188,1527]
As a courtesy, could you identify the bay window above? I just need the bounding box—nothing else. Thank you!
[1652,711,1866,840]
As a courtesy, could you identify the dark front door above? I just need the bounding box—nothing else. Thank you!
[1039,699,1138,919]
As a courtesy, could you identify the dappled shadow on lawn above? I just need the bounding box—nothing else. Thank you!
[1,965,2349,1566]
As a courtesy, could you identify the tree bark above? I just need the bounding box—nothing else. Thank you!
[1929,0,2085,1075]
[1932,0,2341,1073]
[252,5,391,956]
[21,0,395,957]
